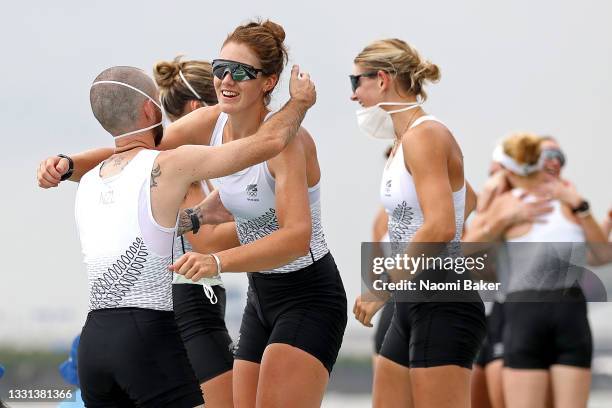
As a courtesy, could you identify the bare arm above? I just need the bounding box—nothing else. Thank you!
[405,127,457,244]
[372,207,389,242]
[476,170,511,213]
[464,181,477,221]
[178,183,240,254]
[217,131,312,272]
[603,209,612,241]
[37,147,114,187]
[169,129,314,279]
[177,189,234,236]
[551,181,607,244]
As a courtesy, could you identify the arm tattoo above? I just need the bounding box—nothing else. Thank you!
[150,163,161,188]
[176,206,205,236]
[112,156,124,167]
[177,209,194,236]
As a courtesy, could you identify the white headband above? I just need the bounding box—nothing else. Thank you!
[90,80,162,139]
[492,145,544,176]
[178,70,205,104]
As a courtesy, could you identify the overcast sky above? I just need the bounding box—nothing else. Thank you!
[1,0,611,350]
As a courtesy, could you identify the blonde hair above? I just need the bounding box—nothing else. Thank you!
[354,39,440,100]
[502,132,542,165]
[153,56,217,119]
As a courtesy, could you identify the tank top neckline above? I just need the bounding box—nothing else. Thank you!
[97,149,151,183]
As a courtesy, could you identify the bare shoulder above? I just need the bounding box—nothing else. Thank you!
[161,105,223,148]
[267,127,309,174]
[297,126,316,154]
[403,119,452,146]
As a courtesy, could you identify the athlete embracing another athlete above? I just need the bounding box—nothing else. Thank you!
[37,63,315,406]
[39,19,346,408]
[164,20,348,408]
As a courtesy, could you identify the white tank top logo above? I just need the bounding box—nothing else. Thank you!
[99,189,115,205]
[246,183,259,201]
[384,179,392,196]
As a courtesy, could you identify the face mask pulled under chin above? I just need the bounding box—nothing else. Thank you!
[356,101,422,140]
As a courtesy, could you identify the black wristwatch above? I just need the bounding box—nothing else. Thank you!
[185,208,200,234]
[571,200,590,217]
[57,154,74,181]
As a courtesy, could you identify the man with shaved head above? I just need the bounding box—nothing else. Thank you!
[41,65,316,406]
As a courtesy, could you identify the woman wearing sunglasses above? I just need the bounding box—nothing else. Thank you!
[152,56,237,408]
[163,20,347,408]
[35,20,338,407]
[350,39,485,408]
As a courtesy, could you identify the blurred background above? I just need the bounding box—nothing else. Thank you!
[1,0,611,406]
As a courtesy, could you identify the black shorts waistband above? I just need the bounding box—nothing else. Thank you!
[249,251,333,281]
[506,286,585,302]
[88,307,175,318]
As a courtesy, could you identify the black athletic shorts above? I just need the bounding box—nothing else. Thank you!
[380,301,486,369]
[374,299,395,354]
[475,302,505,367]
[173,284,234,383]
[234,252,347,374]
[78,308,203,407]
[503,288,592,369]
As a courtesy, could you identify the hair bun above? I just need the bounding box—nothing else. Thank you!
[504,132,541,165]
[419,61,441,83]
[261,20,286,43]
[153,58,181,89]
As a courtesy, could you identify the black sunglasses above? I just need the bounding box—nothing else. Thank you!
[212,59,264,81]
[541,148,566,167]
[349,71,378,92]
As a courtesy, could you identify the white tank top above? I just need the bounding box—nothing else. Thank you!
[502,191,586,293]
[75,150,175,311]
[209,112,329,274]
[380,115,466,254]
[508,193,585,243]
[173,181,224,287]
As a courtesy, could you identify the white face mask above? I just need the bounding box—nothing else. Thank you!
[356,101,422,140]
[90,80,162,140]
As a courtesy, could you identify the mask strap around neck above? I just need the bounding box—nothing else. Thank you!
[91,80,161,109]
[90,80,162,140]
[377,99,423,114]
